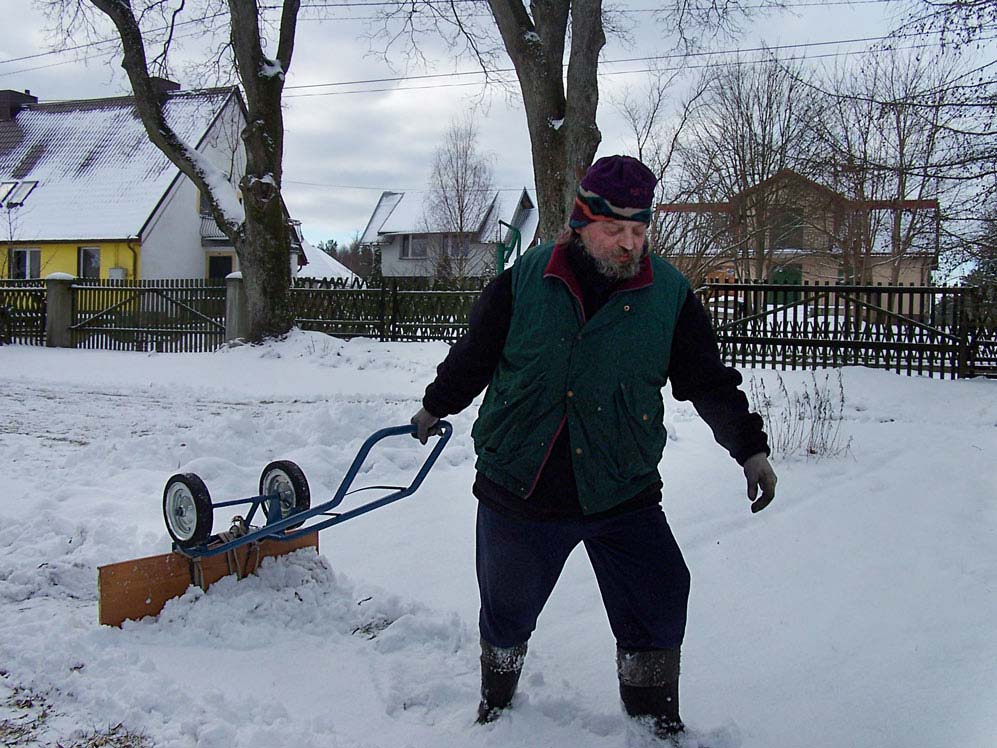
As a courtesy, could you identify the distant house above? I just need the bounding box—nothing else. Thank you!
[296,234,357,281]
[360,188,539,279]
[659,169,938,286]
[0,81,301,282]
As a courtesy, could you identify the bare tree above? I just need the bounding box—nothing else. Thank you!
[45,0,301,341]
[812,51,966,283]
[374,1,773,242]
[423,115,496,280]
[676,57,822,281]
[613,69,735,287]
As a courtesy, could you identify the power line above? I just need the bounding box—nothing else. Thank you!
[283,37,976,97]
[0,0,906,67]
[281,32,948,93]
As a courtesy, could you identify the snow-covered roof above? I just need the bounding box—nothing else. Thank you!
[361,187,538,246]
[0,87,239,242]
[359,191,404,244]
[376,192,426,236]
[481,188,539,247]
[298,239,357,280]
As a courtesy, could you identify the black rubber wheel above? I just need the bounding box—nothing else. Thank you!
[163,473,213,549]
[258,460,311,530]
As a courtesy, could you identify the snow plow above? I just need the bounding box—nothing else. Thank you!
[98,422,452,626]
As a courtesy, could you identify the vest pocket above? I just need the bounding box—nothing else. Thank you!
[474,377,550,462]
[614,382,667,477]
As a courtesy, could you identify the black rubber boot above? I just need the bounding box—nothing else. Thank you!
[475,639,527,724]
[617,647,684,741]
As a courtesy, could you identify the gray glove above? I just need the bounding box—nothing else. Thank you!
[410,407,443,445]
[743,453,777,513]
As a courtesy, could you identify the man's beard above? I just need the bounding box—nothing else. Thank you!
[591,250,642,281]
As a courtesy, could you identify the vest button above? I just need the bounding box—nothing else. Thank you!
[624,304,631,312]
[575,447,583,455]
[643,414,649,421]
[566,390,574,398]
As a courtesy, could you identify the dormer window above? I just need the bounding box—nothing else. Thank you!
[1,180,37,207]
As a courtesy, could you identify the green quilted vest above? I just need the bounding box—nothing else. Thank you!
[471,241,690,514]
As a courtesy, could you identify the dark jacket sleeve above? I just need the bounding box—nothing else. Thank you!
[421,269,513,417]
[668,289,770,465]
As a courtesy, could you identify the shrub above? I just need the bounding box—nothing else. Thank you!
[749,370,852,460]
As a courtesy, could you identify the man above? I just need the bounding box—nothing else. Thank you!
[411,155,777,741]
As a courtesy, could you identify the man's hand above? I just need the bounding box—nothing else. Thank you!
[410,407,443,445]
[743,453,777,513]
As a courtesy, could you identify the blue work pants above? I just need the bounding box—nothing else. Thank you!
[476,502,691,650]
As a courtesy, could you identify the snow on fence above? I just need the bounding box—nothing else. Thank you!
[0,279,46,345]
[695,281,994,379]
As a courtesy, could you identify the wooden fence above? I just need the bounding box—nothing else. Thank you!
[5,275,995,379]
[694,281,993,379]
[70,278,227,352]
[0,280,46,345]
[291,278,480,342]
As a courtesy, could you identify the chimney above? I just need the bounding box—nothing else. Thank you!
[150,77,181,96]
[0,89,38,121]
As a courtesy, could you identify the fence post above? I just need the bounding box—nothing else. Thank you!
[225,272,250,342]
[956,287,976,379]
[45,273,75,348]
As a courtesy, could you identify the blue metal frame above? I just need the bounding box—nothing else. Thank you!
[175,421,453,558]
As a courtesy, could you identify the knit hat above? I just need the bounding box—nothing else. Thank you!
[568,155,658,229]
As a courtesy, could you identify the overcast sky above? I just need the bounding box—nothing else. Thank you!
[1,1,915,246]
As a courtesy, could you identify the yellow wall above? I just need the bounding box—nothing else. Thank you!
[2,240,141,280]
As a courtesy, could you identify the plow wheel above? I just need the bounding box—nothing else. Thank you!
[259,461,311,530]
[163,473,213,548]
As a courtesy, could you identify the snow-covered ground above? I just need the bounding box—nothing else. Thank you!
[0,332,994,748]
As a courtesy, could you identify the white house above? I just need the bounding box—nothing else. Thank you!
[0,80,301,281]
[359,187,539,278]
[296,236,357,281]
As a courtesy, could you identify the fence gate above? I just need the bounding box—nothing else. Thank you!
[70,279,227,353]
[697,282,981,379]
[0,280,46,345]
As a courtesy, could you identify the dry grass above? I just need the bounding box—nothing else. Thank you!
[0,680,151,748]
[749,370,852,460]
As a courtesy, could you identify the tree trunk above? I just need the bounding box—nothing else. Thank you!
[90,0,300,342]
[488,0,604,242]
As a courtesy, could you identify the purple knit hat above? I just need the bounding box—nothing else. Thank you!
[569,155,658,228]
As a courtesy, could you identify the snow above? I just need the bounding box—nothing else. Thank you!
[0,90,238,241]
[360,191,404,244]
[44,271,73,281]
[298,239,357,280]
[0,335,995,748]
[260,59,285,80]
[185,145,245,228]
[549,117,565,130]
[376,191,431,235]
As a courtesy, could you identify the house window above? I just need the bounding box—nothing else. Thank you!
[445,234,471,258]
[78,246,101,279]
[8,248,40,279]
[400,235,428,259]
[199,189,212,216]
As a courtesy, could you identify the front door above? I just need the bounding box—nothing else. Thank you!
[208,254,234,280]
